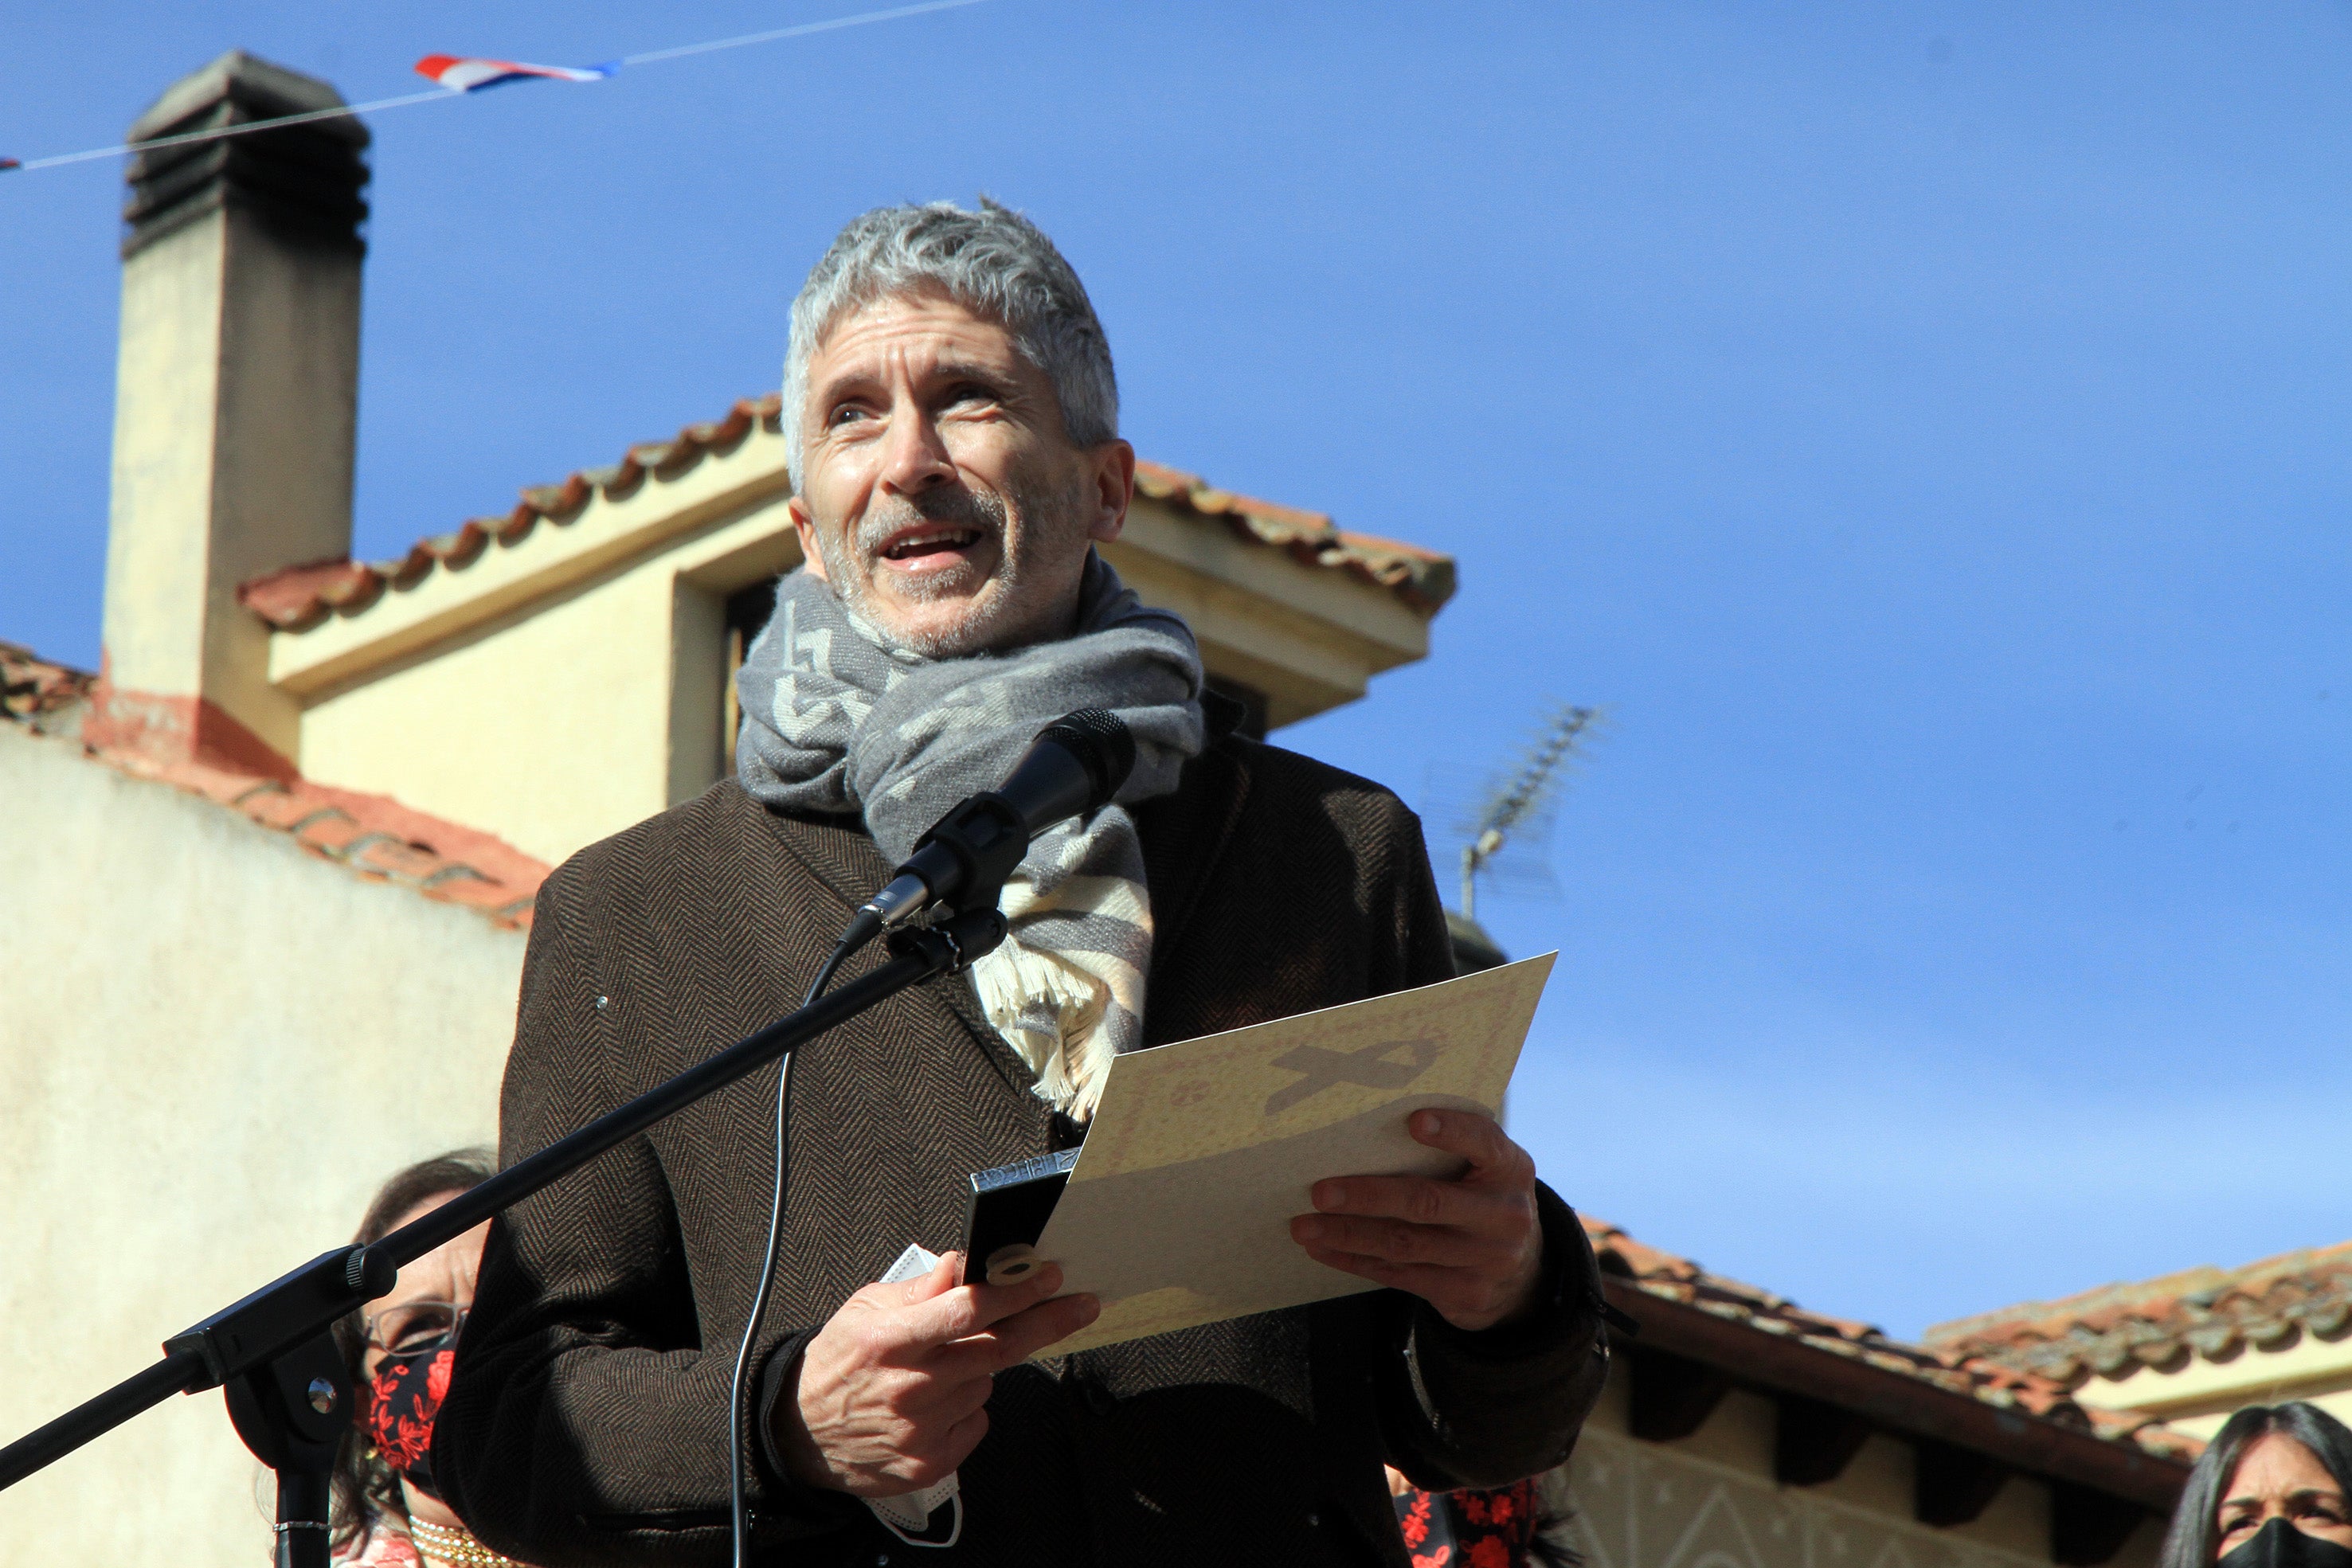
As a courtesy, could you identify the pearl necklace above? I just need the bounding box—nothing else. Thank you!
[405,1516,529,1568]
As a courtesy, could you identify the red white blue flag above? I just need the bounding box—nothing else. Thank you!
[6,6,988,176]
[413,54,617,92]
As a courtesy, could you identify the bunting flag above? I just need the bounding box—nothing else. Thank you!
[0,0,992,174]
[413,55,618,92]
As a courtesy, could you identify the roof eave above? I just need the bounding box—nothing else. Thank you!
[1606,1276,2194,1511]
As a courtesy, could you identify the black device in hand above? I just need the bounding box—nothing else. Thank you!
[961,1148,1080,1286]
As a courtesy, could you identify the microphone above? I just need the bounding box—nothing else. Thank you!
[855,709,1137,937]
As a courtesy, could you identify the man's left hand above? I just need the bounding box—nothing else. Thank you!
[1288,1109,1544,1332]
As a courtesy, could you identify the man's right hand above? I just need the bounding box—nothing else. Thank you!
[771,1249,1098,1497]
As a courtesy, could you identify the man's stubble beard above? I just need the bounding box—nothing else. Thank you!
[815,479,1089,659]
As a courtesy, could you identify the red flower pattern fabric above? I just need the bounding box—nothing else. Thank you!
[1399,1488,1438,1554]
[1392,1479,1543,1568]
[365,1349,455,1479]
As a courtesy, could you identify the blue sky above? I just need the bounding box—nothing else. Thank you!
[4,2,2347,1339]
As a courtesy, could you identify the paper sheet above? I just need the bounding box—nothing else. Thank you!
[1033,952,1555,1355]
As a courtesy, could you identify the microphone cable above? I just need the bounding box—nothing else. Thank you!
[727,929,863,1568]
[718,708,1129,1563]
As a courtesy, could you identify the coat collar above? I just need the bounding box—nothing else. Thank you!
[722,723,1261,1102]
[726,784,1042,1111]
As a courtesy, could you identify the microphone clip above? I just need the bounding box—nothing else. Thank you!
[856,788,1031,940]
[884,905,1011,975]
[907,789,1031,917]
[839,707,1132,968]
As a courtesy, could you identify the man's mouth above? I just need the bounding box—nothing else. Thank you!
[877,526,985,569]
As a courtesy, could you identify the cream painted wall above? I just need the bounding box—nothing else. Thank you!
[294,495,800,870]
[107,204,361,757]
[2068,1337,2352,1441]
[296,554,682,870]
[1102,497,1430,729]
[1567,1369,2163,1568]
[0,725,526,1568]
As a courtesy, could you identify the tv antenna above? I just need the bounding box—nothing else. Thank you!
[1458,702,1598,922]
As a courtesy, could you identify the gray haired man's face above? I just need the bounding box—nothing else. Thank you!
[788,288,1134,658]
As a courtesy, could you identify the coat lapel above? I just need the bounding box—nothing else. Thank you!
[1134,736,1257,1027]
[729,725,1260,1124]
[733,784,1046,1110]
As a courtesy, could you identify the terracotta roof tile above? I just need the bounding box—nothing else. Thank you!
[1923,1241,2352,1386]
[1131,460,1457,615]
[240,396,781,632]
[2,639,96,725]
[2,643,547,929]
[1585,1214,2204,1466]
[236,400,1458,632]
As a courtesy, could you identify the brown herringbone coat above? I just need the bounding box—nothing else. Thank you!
[436,733,1607,1566]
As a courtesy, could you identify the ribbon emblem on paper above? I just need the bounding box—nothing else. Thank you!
[1261,1037,1442,1116]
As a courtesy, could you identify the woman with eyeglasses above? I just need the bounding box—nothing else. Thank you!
[2158,1403,2352,1568]
[330,1150,531,1568]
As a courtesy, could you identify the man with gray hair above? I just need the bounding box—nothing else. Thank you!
[436,199,1608,1567]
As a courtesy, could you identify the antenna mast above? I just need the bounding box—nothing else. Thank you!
[1460,704,1596,921]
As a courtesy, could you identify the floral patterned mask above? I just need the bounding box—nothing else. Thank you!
[364,1347,455,1499]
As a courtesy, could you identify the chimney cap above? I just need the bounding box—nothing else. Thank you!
[122,50,369,260]
[127,49,369,148]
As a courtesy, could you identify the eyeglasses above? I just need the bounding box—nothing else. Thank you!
[362,1300,469,1361]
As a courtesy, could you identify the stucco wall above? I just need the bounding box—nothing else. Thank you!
[0,724,526,1567]
[294,495,801,870]
[2070,1341,2352,1441]
[295,545,686,870]
[107,202,361,760]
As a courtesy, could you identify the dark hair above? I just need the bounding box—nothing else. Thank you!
[2158,1403,2352,1568]
[327,1148,495,1553]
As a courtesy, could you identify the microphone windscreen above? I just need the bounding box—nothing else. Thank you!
[1035,709,1136,810]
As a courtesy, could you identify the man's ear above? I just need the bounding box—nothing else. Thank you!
[1087,440,1136,545]
[789,496,828,581]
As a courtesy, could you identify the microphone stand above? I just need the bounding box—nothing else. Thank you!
[0,907,1008,1568]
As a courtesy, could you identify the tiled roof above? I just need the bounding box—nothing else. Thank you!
[1130,460,1457,615]
[1587,1214,2203,1468]
[2,643,548,929]
[1923,1242,2352,1386]
[2,639,95,721]
[237,397,1458,632]
[242,395,783,632]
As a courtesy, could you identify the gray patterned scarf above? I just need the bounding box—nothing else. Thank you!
[734,552,1204,1119]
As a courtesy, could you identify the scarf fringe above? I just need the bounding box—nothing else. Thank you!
[970,937,1120,1121]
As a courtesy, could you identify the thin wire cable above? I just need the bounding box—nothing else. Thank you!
[10,88,457,172]
[726,933,862,1568]
[4,0,998,174]
[620,0,992,65]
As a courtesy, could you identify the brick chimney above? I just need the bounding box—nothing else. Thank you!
[88,51,367,776]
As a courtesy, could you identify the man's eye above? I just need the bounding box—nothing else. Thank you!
[828,404,871,428]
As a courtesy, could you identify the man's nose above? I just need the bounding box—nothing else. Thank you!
[876,402,957,497]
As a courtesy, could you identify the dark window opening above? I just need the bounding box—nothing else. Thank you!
[723,580,777,754]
